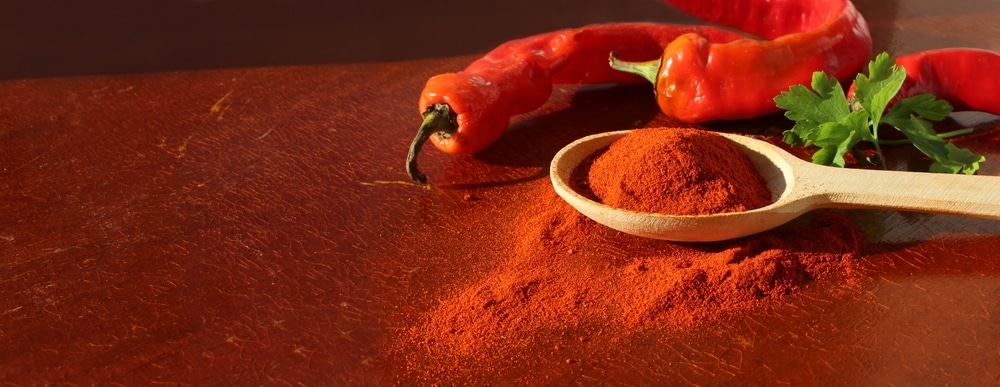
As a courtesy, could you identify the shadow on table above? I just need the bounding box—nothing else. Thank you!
[436,84,667,189]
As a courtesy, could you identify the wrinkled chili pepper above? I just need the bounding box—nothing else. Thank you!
[880,48,1000,115]
[406,0,873,183]
[609,0,872,124]
[406,23,745,184]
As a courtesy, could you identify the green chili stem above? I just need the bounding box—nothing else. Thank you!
[608,52,661,85]
[406,104,456,184]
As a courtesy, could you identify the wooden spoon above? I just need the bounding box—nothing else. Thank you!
[550,130,1000,242]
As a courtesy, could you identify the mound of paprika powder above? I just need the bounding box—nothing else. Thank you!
[389,183,867,380]
[579,127,773,215]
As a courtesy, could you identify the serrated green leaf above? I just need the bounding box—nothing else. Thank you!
[845,110,874,143]
[894,115,947,153]
[789,120,822,145]
[812,145,843,167]
[811,121,862,167]
[782,129,805,148]
[853,53,906,128]
[865,52,896,83]
[811,71,845,100]
[894,116,984,174]
[885,93,954,122]
[811,113,867,145]
[773,51,985,174]
[775,82,850,124]
[931,143,985,175]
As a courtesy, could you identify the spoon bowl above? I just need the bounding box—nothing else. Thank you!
[550,130,1000,242]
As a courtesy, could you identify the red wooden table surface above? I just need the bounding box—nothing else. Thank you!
[2,0,1000,385]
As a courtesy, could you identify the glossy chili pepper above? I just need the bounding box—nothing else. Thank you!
[406,0,873,183]
[891,48,1000,115]
[405,23,745,183]
[610,0,872,124]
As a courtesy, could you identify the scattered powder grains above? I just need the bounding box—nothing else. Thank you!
[397,195,865,369]
[582,127,774,215]
[394,128,866,373]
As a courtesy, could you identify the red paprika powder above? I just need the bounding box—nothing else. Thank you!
[579,127,773,215]
[391,181,866,376]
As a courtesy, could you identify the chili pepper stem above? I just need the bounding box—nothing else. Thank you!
[608,52,661,85]
[406,104,457,184]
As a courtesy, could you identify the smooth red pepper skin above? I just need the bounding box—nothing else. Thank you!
[663,0,841,40]
[417,0,872,157]
[649,0,872,123]
[893,48,1000,115]
[418,23,744,155]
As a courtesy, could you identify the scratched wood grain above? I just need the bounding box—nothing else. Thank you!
[1,0,999,384]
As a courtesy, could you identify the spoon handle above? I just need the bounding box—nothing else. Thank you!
[805,164,1000,219]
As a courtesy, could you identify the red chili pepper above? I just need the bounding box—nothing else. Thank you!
[891,48,1000,115]
[610,0,872,123]
[406,23,744,183]
[406,0,873,183]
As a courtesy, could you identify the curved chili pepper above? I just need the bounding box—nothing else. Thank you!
[889,48,1000,115]
[610,0,872,123]
[406,23,745,183]
[406,0,873,183]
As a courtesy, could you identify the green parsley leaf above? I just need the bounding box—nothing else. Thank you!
[852,52,906,132]
[775,72,857,151]
[890,115,983,174]
[775,73,850,126]
[884,94,953,122]
[935,143,985,175]
[773,51,985,174]
[809,111,868,167]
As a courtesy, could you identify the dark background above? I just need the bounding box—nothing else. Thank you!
[0,0,946,81]
[0,0,709,80]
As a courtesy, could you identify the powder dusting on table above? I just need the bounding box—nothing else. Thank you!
[391,128,866,374]
[401,191,863,356]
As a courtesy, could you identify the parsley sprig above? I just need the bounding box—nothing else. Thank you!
[775,52,984,174]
